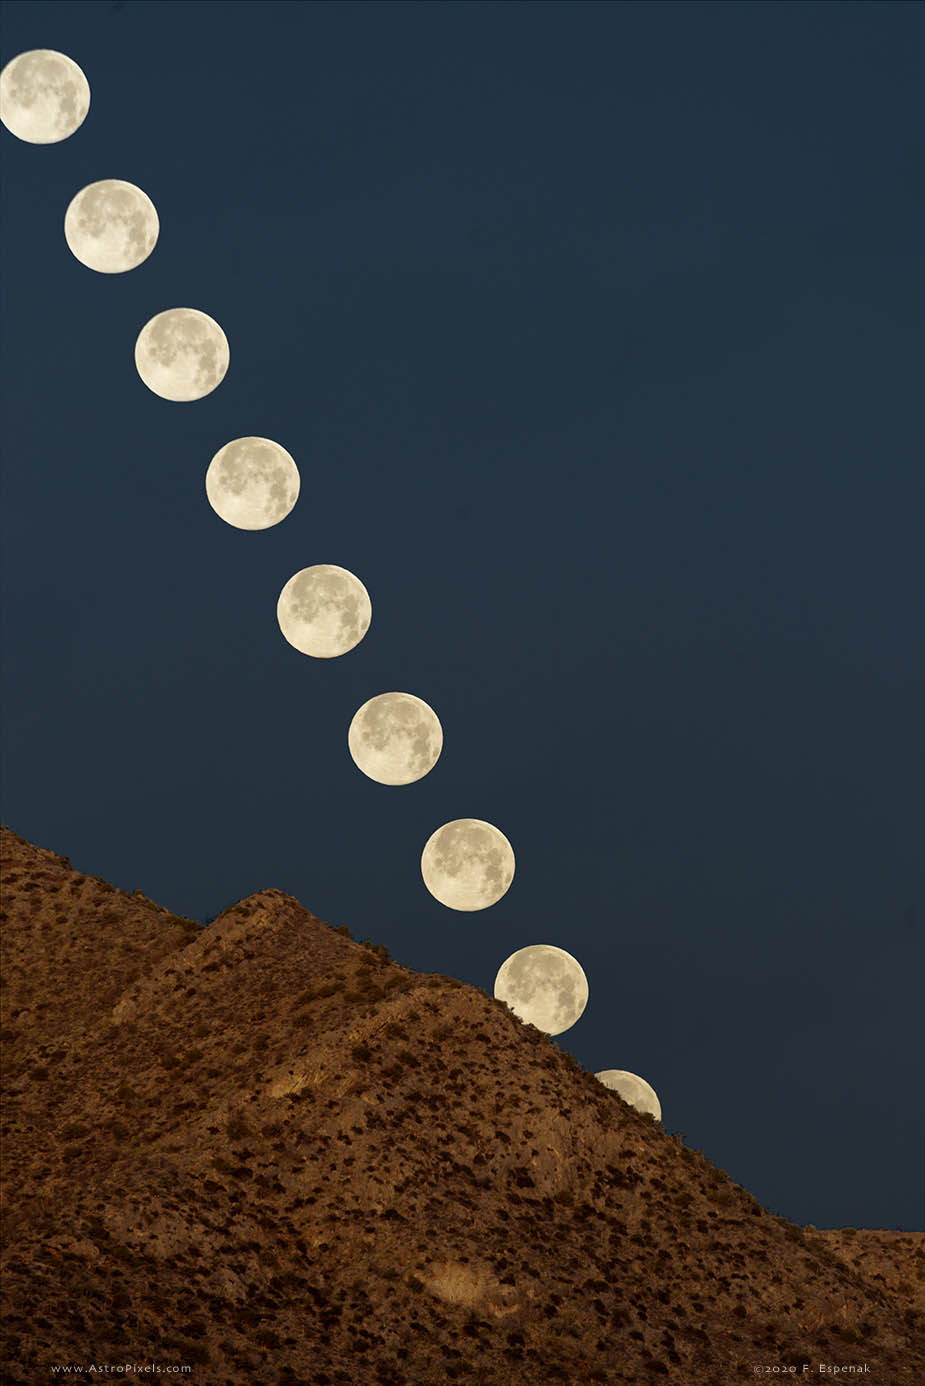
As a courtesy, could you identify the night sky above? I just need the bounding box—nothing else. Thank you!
[1,0,922,1231]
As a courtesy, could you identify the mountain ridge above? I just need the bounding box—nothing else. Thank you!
[1,824,922,1383]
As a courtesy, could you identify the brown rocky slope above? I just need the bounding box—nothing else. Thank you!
[1,825,922,1384]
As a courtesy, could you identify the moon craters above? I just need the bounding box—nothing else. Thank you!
[1,49,90,144]
[494,944,588,1036]
[349,692,443,785]
[134,307,230,402]
[421,818,515,911]
[65,180,159,273]
[595,1069,662,1121]
[277,564,372,658]
[206,437,299,530]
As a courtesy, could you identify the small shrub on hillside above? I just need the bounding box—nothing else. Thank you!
[60,1122,90,1140]
[170,1342,211,1366]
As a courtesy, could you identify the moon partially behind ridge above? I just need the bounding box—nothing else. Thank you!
[206,437,299,530]
[134,308,229,401]
[64,180,159,273]
[348,692,443,785]
[421,819,514,911]
[277,564,371,658]
[595,1069,662,1121]
[1,50,90,143]
[494,944,588,1036]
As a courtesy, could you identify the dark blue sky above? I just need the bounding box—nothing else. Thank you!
[1,0,922,1230]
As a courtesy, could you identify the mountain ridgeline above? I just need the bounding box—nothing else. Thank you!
[1,825,922,1383]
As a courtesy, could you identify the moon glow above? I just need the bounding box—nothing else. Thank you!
[64,180,159,273]
[348,692,443,785]
[421,819,514,911]
[0,49,90,144]
[494,944,589,1036]
[134,308,229,401]
[277,564,372,658]
[206,437,299,530]
[595,1069,662,1121]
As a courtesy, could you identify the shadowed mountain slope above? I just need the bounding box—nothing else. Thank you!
[1,825,922,1383]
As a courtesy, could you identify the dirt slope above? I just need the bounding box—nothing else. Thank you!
[2,825,922,1384]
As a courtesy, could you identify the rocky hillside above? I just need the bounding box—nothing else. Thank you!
[2,825,922,1384]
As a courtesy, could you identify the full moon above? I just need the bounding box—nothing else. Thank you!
[134,308,229,402]
[421,819,514,911]
[277,564,371,658]
[64,180,159,273]
[0,49,90,143]
[348,692,443,785]
[595,1069,662,1121]
[494,944,588,1036]
[206,437,299,530]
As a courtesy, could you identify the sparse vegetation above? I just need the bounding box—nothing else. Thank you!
[59,1122,90,1141]
[1,823,921,1386]
[226,1112,251,1141]
[358,938,388,958]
